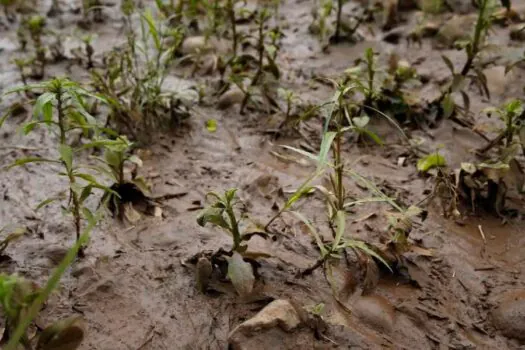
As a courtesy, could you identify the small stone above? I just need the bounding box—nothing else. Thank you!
[196,257,213,293]
[229,300,302,338]
[483,66,510,96]
[44,246,69,265]
[492,290,525,340]
[510,24,525,41]
[436,15,476,48]
[218,86,245,110]
[181,36,213,55]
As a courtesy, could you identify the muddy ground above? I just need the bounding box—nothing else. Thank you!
[1,0,525,349]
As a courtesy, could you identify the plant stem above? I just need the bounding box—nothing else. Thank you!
[5,233,89,350]
[506,114,513,148]
[226,205,241,251]
[227,0,237,56]
[334,0,343,42]
[298,257,325,277]
[56,86,66,145]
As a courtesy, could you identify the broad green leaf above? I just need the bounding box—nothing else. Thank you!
[441,93,455,119]
[79,185,93,204]
[59,145,73,173]
[290,211,328,257]
[196,207,230,232]
[23,121,40,134]
[127,155,142,167]
[506,99,523,116]
[226,252,254,297]
[73,172,98,184]
[206,119,217,133]
[34,92,55,120]
[131,177,150,195]
[417,153,446,172]
[225,188,238,203]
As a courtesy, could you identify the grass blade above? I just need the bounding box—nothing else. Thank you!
[5,232,90,350]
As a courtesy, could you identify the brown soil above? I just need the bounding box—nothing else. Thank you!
[1,0,525,349]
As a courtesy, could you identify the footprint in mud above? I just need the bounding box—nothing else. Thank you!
[352,295,396,333]
[492,290,525,340]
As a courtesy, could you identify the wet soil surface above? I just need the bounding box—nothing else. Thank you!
[2,0,525,349]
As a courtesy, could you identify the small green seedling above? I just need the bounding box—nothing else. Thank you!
[436,0,496,119]
[197,189,268,296]
[4,78,111,247]
[89,135,149,217]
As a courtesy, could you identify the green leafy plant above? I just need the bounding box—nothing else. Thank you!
[196,189,268,296]
[435,0,496,120]
[88,136,150,217]
[294,210,391,277]
[1,233,89,350]
[90,10,190,142]
[197,189,248,254]
[310,0,372,46]
[479,99,525,156]
[237,8,281,114]
[3,78,111,247]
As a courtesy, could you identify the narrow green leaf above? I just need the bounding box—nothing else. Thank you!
[346,240,392,272]
[333,210,346,248]
[441,55,455,75]
[35,197,61,211]
[23,121,40,134]
[441,93,455,119]
[318,131,337,170]
[58,145,73,173]
[290,211,328,257]
[6,157,59,170]
[142,10,161,51]
[5,232,90,350]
